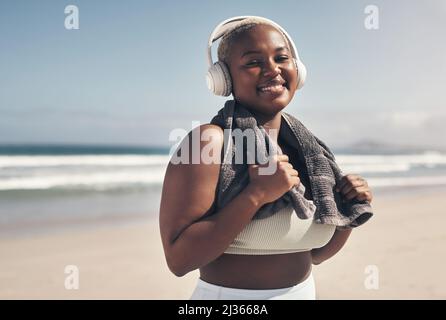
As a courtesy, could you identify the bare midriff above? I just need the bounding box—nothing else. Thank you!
[199,251,312,289]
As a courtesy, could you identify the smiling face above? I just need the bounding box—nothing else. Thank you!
[224,24,299,116]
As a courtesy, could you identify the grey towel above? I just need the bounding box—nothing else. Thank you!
[210,100,373,229]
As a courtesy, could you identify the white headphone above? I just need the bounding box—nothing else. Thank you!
[206,16,307,97]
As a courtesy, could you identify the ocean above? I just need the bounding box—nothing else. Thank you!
[1,145,446,236]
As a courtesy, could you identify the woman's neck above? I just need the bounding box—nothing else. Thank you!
[235,100,282,142]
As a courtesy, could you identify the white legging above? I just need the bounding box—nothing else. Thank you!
[190,272,316,300]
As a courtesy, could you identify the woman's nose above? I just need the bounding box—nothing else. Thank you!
[262,61,281,78]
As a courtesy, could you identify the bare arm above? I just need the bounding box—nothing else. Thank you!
[310,228,352,265]
[163,181,266,277]
[311,173,374,265]
[159,124,265,277]
[159,124,298,277]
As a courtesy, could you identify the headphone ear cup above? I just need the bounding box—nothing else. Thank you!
[294,58,307,90]
[206,61,232,96]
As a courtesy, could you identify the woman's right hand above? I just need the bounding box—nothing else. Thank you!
[247,154,300,205]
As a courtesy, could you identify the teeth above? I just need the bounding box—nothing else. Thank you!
[259,84,284,92]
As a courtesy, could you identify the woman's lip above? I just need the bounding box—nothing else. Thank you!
[256,82,289,93]
[257,82,288,91]
[257,84,286,97]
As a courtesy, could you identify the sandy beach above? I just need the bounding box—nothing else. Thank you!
[0,190,445,299]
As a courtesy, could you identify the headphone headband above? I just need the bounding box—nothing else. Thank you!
[206,16,300,67]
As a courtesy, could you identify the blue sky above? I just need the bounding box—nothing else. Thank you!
[0,0,445,149]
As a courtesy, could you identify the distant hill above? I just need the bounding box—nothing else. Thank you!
[332,139,446,155]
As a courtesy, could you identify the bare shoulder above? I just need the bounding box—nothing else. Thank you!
[170,123,224,165]
[159,124,224,244]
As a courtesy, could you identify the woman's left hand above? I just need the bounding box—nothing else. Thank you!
[336,174,373,203]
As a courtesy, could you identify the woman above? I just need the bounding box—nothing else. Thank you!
[159,16,373,300]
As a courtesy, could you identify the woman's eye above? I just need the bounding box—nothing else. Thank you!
[244,56,288,67]
[276,56,289,62]
[245,60,260,67]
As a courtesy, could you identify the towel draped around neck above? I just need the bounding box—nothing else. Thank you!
[209,100,373,229]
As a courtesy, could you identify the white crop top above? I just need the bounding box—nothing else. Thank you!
[224,204,336,255]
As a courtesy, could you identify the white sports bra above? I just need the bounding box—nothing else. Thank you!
[224,203,336,255]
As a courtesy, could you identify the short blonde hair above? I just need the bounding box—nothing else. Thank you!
[217,17,291,64]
